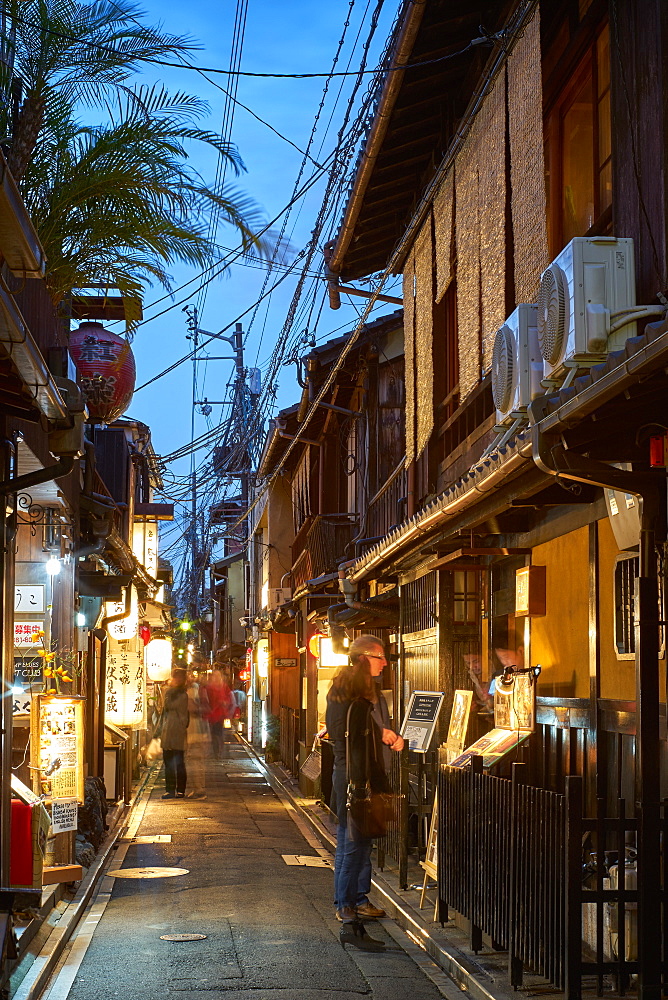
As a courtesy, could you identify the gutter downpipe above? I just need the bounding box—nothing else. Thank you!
[532,428,662,996]
[0,454,74,498]
[328,0,428,276]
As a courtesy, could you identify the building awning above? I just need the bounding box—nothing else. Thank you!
[348,317,668,582]
[0,280,67,423]
[0,152,46,278]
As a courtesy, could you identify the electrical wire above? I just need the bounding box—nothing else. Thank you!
[7,9,505,80]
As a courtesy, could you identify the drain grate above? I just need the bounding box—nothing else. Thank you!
[108,867,188,878]
[160,933,207,941]
[281,855,332,868]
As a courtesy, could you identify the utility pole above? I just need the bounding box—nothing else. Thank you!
[180,314,260,620]
[186,307,199,621]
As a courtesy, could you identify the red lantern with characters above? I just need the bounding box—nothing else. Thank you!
[69,322,136,423]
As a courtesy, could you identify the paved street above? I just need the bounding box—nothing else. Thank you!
[43,743,451,1000]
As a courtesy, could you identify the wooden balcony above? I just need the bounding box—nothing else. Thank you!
[291,514,357,593]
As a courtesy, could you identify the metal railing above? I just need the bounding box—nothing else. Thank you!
[366,460,407,539]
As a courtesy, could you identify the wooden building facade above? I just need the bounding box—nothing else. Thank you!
[321,1,668,997]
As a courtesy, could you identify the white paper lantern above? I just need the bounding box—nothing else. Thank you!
[145,637,172,682]
[105,642,146,728]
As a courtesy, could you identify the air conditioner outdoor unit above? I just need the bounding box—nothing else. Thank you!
[268,587,292,611]
[537,237,636,381]
[491,304,542,425]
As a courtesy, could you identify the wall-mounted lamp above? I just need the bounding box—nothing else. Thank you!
[45,556,61,576]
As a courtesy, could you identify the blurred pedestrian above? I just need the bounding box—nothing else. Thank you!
[206,668,234,758]
[161,667,189,799]
[232,676,247,732]
[185,670,210,799]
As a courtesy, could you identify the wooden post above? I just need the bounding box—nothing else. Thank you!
[508,762,527,988]
[564,775,583,1000]
[469,754,483,954]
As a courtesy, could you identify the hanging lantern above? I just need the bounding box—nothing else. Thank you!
[139,624,151,646]
[69,321,136,423]
[105,587,138,640]
[105,641,146,728]
[145,637,172,682]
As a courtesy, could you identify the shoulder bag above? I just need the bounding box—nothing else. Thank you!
[346,701,394,839]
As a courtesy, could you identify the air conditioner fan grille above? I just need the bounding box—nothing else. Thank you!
[491,324,515,413]
[537,263,568,365]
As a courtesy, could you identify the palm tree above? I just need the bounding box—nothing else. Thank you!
[0,0,282,317]
[22,85,273,309]
[0,0,197,181]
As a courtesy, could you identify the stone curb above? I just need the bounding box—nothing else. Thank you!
[11,766,156,1000]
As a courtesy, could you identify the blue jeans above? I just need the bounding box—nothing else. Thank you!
[332,766,372,912]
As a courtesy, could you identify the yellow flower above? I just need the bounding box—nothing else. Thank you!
[44,652,55,662]
[44,667,53,677]
[31,633,42,643]
[38,630,45,637]
[37,650,46,658]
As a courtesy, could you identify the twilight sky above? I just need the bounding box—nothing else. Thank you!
[115,0,402,481]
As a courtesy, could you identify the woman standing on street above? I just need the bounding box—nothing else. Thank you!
[161,667,189,799]
[326,635,404,951]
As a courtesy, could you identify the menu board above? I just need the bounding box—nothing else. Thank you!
[447,727,531,769]
[399,691,445,753]
[30,695,85,802]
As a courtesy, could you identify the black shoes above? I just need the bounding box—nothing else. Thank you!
[339,918,385,952]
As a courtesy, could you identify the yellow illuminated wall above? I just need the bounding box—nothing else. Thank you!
[530,526,589,697]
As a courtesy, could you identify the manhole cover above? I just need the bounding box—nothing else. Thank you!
[108,867,189,879]
[160,933,207,942]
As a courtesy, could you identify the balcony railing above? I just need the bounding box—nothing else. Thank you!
[365,461,407,540]
[291,514,357,593]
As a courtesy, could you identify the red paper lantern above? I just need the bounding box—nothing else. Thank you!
[69,322,136,423]
[139,624,152,646]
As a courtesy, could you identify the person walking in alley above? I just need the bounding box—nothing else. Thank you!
[185,670,210,799]
[161,667,189,799]
[206,668,234,758]
[326,635,404,951]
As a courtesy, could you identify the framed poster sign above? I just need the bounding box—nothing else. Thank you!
[445,689,473,762]
[448,727,531,769]
[30,695,85,802]
[399,691,445,753]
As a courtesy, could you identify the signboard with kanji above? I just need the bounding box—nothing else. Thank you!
[14,622,44,647]
[30,695,85,802]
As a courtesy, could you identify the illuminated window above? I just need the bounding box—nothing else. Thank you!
[454,570,478,625]
[544,24,611,255]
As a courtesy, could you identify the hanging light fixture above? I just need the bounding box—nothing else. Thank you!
[145,637,173,682]
[105,587,138,640]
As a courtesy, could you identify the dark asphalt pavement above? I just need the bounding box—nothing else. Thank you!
[61,742,448,1000]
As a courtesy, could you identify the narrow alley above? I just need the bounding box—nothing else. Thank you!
[35,743,455,1000]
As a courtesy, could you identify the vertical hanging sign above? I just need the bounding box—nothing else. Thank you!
[105,641,146,728]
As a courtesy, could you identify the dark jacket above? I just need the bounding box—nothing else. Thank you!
[161,686,189,751]
[326,695,390,793]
